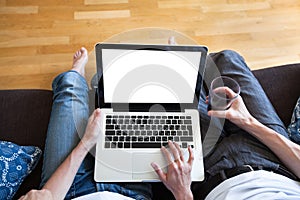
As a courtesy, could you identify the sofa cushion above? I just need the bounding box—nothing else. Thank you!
[0,141,42,200]
[288,97,300,144]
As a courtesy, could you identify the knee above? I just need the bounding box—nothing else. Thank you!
[52,71,88,93]
[209,49,249,72]
[210,50,244,63]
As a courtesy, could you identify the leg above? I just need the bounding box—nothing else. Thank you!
[193,50,291,199]
[198,86,226,157]
[96,183,152,200]
[204,50,288,137]
[40,48,152,199]
[202,51,290,169]
[40,48,97,198]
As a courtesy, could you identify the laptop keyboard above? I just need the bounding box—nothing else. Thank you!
[104,114,194,149]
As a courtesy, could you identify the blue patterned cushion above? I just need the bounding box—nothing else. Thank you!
[288,97,300,144]
[0,141,42,200]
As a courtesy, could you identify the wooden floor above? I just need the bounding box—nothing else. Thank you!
[0,0,300,90]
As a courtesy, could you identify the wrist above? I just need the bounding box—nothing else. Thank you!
[77,140,92,155]
[242,116,263,136]
[174,189,193,200]
[80,135,97,152]
[242,115,257,128]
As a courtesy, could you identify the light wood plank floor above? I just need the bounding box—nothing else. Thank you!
[0,0,300,89]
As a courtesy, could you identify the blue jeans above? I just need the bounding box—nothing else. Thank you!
[193,50,293,199]
[40,71,152,200]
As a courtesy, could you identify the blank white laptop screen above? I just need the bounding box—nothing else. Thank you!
[102,49,202,104]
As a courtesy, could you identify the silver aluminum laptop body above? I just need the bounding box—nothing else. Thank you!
[94,43,207,182]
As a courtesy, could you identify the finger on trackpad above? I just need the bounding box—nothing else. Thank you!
[132,153,167,181]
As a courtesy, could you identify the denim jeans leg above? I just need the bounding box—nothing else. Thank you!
[40,71,97,198]
[193,50,291,200]
[40,70,150,199]
[205,50,288,137]
[198,88,226,157]
[65,153,98,199]
[96,183,152,200]
[201,51,291,172]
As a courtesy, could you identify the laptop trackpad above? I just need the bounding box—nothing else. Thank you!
[132,153,167,181]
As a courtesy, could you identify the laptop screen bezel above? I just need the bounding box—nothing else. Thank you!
[95,43,207,112]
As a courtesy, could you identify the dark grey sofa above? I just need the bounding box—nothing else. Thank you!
[0,64,299,199]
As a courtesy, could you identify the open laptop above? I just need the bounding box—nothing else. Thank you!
[94,43,207,182]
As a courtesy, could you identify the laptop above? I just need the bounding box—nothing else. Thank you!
[94,43,207,182]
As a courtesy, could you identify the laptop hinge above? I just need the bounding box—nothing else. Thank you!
[112,108,183,112]
[111,103,185,112]
[112,109,183,112]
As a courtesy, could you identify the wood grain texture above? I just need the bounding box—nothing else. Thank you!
[85,0,129,5]
[74,10,131,20]
[0,0,299,89]
[0,6,38,14]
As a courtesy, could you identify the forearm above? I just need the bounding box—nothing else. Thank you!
[42,109,101,199]
[243,117,300,178]
[42,141,89,200]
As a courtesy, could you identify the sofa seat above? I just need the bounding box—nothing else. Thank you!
[0,64,299,199]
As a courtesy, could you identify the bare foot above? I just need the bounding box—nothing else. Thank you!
[168,36,177,45]
[72,47,88,77]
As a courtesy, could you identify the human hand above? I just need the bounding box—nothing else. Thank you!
[19,189,53,200]
[207,87,253,127]
[81,108,102,151]
[151,141,194,200]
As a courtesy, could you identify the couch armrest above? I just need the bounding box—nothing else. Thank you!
[253,64,300,127]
